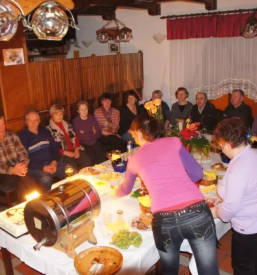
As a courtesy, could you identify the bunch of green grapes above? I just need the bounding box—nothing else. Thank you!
[110,230,143,250]
[129,231,143,248]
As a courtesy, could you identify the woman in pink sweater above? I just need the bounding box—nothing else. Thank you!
[116,114,219,275]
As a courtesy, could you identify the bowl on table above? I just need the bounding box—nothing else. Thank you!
[112,161,127,173]
[74,246,123,275]
[220,153,230,164]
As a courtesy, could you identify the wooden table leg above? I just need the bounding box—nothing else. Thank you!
[2,248,14,275]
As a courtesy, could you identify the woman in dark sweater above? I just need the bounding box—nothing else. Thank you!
[119,91,139,144]
[170,87,193,127]
[73,101,106,164]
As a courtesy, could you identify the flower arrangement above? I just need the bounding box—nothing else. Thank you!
[144,98,163,123]
[166,119,210,157]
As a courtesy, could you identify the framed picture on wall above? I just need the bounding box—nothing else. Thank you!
[108,42,120,53]
[3,48,25,66]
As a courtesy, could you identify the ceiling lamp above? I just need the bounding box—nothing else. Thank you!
[0,0,28,41]
[96,19,132,43]
[29,1,79,41]
[241,12,257,38]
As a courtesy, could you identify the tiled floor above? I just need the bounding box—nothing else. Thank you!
[0,229,234,275]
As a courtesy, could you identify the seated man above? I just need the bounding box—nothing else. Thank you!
[190,92,217,131]
[143,90,171,128]
[0,113,40,203]
[19,111,67,191]
[223,89,253,129]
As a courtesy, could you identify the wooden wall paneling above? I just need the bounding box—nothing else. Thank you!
[0,52,144,131]
[28,61,46,110]
[0,23,32,131]
[92,56,99,99]
[5,118,25,133]
[64,58,83,104]
[43,59,66,107]
[80,57,96,101]
[0,75,4,115]
[79,53,143,109]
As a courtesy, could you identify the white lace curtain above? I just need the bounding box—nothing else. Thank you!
[169,37,257,104]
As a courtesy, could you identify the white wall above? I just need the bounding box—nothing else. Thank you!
[67,0,257,105]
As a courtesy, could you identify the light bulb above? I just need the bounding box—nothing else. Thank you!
[0,0,18,41]
[31,2,69,41]
[97,32,109,43]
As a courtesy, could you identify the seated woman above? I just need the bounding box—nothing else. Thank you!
[115,114,219,275]
[119,91,139,145]
[207,117,257,275]
[94,92,126,152]
[47,104,92,170]
[73,101,106,164]
[170,87,193,127]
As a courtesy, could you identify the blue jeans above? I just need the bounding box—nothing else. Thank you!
[152,201,219,275]
[29,160,67,191]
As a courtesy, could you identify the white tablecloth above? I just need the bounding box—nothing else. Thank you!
[0,152,231,275]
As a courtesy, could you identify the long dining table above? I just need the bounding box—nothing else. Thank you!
[0,151,231,275]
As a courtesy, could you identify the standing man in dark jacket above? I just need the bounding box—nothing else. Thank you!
[19,111,67,191]
[223,89,253,130]
[191,92,217,131]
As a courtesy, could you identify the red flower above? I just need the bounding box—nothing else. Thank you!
[186,145,191,152]
[180,129,199,140]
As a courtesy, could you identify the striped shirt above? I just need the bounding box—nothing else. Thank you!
[94,107,120,134]
[0,131,29,174]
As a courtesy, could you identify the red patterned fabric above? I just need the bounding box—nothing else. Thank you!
[167,13,253,40]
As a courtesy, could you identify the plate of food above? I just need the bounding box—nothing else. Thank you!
[100,172,123,186]
[94,164,108,172]
[80,167,101,176]
[211,162,227,172]
[131,213,152,231]
[74,246,123,275]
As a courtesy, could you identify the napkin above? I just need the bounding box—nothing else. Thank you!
[200,184,217,194]
[203,170,217,180]
[138,196,151,208]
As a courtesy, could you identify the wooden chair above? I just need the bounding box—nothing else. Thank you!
[0,181,17,209]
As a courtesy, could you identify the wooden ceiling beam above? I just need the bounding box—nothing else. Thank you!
[72,0,217,17]
[73,5,117,20]
[154,0,217,10]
